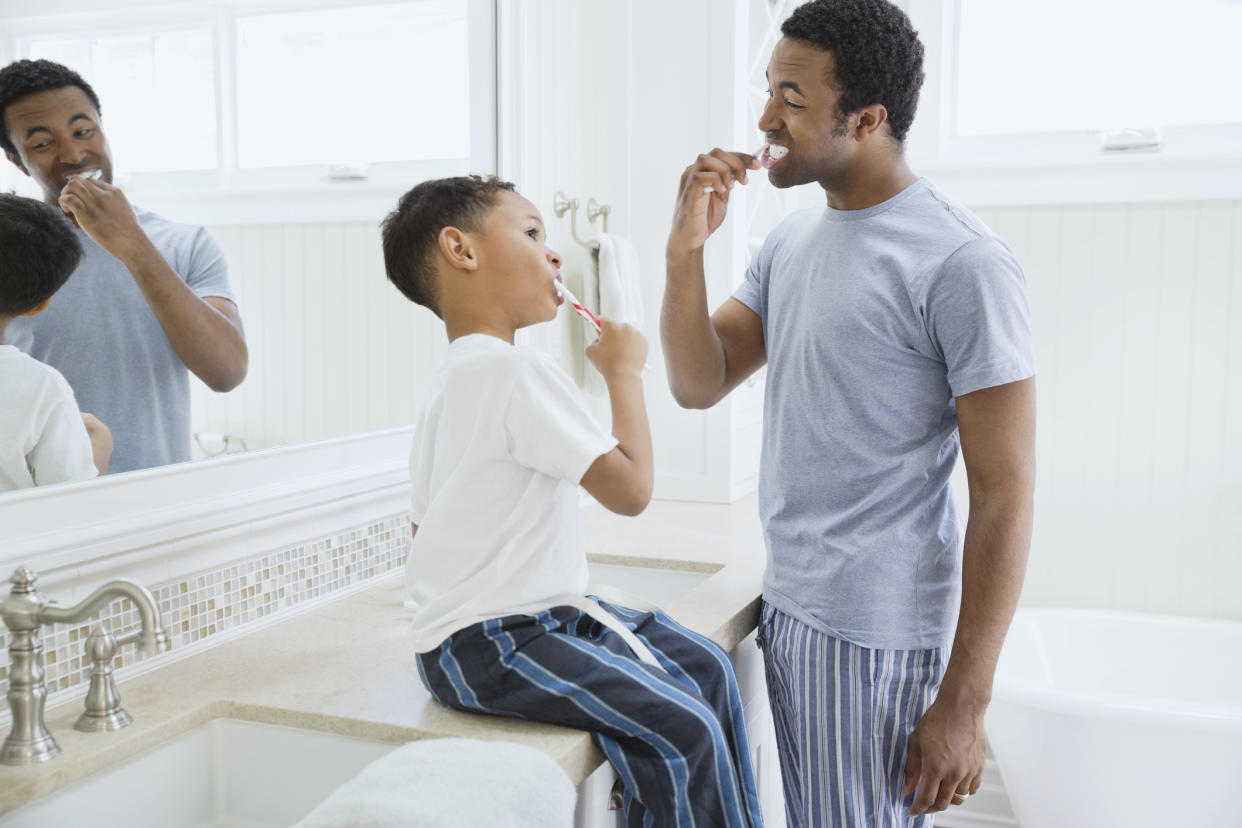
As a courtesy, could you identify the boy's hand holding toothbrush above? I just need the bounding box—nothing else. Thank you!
[586,318,648,384]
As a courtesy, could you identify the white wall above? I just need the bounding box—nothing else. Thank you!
[189,222,443,456]
[974,200,1242,620]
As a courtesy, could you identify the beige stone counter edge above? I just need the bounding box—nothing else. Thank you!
[0,557,763,815]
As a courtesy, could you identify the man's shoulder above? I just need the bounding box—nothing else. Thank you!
[900,180,998,245]
[132,207,212,246]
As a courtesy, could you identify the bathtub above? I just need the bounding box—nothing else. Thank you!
[985,608,1242,828]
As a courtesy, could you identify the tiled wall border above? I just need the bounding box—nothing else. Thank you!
[0,512,409,710]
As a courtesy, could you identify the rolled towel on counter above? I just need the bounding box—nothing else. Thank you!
[582,232,644,396]
[293,737,576,828]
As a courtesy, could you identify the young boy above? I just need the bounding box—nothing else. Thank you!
[382,175,764,827]
[0,193,111,491]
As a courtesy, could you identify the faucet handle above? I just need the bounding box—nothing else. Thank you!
[74,626,133,732]
[9,567,38,594]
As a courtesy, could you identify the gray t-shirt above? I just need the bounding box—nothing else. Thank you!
[733,178,1034,650]
[8,207,234,474]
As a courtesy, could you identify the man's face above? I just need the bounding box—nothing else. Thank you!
[3,85,113,207]
[758,37,855,190]
[473,191,564,328]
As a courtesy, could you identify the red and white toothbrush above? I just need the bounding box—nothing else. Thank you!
[555,279,601,333]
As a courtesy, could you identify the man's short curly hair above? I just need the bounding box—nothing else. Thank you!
[0,59,102,157]
[381,175,517,319]
[0,193,84,317]
[781,0,924,142]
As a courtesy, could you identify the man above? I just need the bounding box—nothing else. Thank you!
[0,59,247,474]
[662,1,1035,825]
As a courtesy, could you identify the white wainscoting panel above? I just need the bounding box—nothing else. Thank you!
[973,200,1242,622]
[189,221,447,456]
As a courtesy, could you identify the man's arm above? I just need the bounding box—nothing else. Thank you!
[663,149,766,409]
[904,376,1036,815]
[59,178,248,392]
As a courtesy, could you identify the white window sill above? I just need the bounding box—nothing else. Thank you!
[912,152,1242,207]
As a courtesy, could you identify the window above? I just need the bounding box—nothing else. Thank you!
[954,0,1242,138]
[28,27,218,173]
[0,0,497,221]
[234,2,472,169]
[905,0,1242,204]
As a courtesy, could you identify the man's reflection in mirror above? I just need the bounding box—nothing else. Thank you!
[1,194,112,491]
[0,59,247,475]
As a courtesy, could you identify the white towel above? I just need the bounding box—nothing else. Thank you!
[582,232,644,396]
[293,738,576,828]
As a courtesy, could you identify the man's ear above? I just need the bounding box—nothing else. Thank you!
[852,104,889,141]
[5,150,29,176]
[438,226,478,272]
[20,298,51,317]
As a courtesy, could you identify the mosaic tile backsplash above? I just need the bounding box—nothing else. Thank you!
[0,514,409,705]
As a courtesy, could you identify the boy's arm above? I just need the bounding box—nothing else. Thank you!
[81,413,112,475]
[579,320,653,517]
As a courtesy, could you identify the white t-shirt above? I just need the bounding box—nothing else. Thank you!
[404,334,618,652]
[0,344,97,492]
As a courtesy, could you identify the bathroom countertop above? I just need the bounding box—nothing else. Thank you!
[0,495,765,815]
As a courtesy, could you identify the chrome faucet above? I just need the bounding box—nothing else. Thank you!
[0,567,169,765]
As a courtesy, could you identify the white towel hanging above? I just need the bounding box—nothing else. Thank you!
[582,232,644,397]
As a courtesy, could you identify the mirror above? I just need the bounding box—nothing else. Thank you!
[0,0,496,490]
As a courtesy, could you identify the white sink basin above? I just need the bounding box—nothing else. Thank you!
[5,718,396,828]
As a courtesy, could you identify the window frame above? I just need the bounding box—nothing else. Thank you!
[904,0,1242,206]
[0,0,497,224]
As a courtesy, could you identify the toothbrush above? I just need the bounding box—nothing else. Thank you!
[556,279,601,333]
[701,144,784,194]
[67,168,103,182]
[555,277,652,373]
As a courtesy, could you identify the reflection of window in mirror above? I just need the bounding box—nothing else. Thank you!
[0,0,497,483]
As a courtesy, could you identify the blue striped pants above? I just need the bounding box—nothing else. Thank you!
[416,599,764,827]
[758,602,947,828]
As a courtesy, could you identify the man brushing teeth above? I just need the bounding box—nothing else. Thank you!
[0,58,248,473]
[663,1,1036,825]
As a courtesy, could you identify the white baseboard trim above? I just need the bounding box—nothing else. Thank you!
[932,760,1017,828]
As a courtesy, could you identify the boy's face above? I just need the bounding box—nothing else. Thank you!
[3,85,113,208]
[758,37,858,190]
[473,191,564,328]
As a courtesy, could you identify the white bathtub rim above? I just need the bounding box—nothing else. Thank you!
[1013,605,1242,631]
[991,678,1242,735]
[997,607,1242,735]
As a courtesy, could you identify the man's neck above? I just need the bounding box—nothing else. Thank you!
[823,155,919,211]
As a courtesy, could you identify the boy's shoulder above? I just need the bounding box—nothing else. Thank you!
[443,335,560,379]
[0,345,77,404]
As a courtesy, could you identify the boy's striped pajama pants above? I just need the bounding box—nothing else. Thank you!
[416,599,765,828]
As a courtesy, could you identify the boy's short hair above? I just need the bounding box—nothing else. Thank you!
[0,194,84,317]
[0,59,103,156]
[381,174,517,318]
[782,0,925,142]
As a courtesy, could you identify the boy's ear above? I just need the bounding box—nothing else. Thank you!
[4,150,29,176]
[438,226,478,272]
[20,298,51,317]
